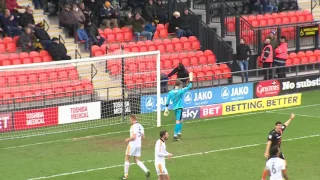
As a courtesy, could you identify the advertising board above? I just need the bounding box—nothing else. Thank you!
[58,102,101,124]
[141,83,254,113]
[280,74,320,94]
[0,113,13,133]
[222,93,302,115]
[14,107,58,130]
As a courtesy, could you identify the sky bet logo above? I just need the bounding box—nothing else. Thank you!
[182,107,200,120]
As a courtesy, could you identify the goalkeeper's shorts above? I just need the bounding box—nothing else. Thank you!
[175,108,183,121]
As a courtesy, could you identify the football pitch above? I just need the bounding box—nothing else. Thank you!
[1,91,320,180]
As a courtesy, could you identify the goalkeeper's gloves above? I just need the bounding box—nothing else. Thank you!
[164,107,169,116]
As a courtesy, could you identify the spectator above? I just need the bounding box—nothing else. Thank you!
[17,27,35,52]
[274,36,288,78]
[144,19,157,40]
[72,4,85,24]
[18,7,35,28]
[127,12,152,41]
[168,11,183,38]
[260,38,274,80]
[34,22,52,50]
[48,37,71,61]
[59,4,78,37]
[77,23,91,51]
[167,63,189,87]
[249,0,263,14]
[268,0,279,13]
[32,0,43,9]
[161,73,168,93]
[85,21,105,46]
[100,1,118,28]
[266,30,278,52]
[180,8,193,38]
[83,0,100,12]
[79,2,92,23]
[0,9,22,37]
[0,0,6,13]
[236,38,252,83]
[6,0,26,12]
[143,0,156,22]
[155,0,167,23]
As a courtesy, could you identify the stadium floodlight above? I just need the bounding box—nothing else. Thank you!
[0,50,161,140]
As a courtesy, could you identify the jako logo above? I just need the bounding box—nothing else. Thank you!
[182,108,199,120]
[221,87,229,99]
[184,92,192,104]
[145,97,154,109]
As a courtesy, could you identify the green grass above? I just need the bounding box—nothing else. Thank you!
[1,91,320,180]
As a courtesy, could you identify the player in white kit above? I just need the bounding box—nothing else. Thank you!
[120,115,150,180]
[266,146,289,180]
[155,130,173,180]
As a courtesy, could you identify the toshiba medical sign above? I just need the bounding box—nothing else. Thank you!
[0,113,13,133]
[58,101,101,124]
[14,107,58,130]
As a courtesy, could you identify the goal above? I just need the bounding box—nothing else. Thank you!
[0,50,161,140]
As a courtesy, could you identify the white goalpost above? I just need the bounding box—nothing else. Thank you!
[0,50,161,140]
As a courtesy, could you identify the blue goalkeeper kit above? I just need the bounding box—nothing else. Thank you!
[166,82,192,137]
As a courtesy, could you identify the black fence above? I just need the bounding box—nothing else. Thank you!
[165,0,233,62]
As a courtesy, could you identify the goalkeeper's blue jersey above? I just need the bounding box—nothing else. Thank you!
[166,82,192,110]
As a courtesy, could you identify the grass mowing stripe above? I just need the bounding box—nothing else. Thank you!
[26,133,320,180]
[2,103,320,151]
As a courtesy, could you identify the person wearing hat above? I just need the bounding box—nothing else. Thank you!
[34,22,52,49]
[168,11,184,38]
[266,30,278,51]
[100,1,118,28]
[48,37,71,61]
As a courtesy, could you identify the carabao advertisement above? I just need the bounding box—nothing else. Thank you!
[140,83,254,113]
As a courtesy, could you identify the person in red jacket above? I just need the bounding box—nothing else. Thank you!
[274,36,288,78]
[5,0,26,12]
[260,38,274,80]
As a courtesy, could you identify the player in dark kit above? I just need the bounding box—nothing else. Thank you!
[261,113,295,180]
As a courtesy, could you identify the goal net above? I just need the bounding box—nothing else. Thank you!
[0,50,161,140]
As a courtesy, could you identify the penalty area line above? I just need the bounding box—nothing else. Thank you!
[26,133,320,180]
[2,103,320,151]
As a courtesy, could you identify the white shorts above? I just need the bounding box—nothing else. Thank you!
[125,145,141,157]
[155,163,168,176]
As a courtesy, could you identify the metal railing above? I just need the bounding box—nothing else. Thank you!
[168,0,233,62]
[43,19,49,32]
[311,0,318,14]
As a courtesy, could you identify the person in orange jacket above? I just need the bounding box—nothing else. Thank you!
[274,36,288,78]
[260,38,274,80]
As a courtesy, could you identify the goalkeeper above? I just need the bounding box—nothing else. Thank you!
[164,72,193,141]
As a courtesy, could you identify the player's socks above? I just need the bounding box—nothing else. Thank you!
[136,160,148,173]
[124,161,130,177]
[174,124,179,137]
[261,169,267,180]
[178,123,183,134]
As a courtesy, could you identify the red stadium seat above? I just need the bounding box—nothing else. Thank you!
[17,74,28,85]
[104,28,113,35]
[292,57,300,65]
[188,36,197,42]
[202,65,211,73]
[286,58,292,66]
[166,43,174,52]
[309,55,317,63]
[19,52,29,59]
[162,38,171,44]
[148,45,157,51]
[195,51,204,57]
[7,76,17,86]
[172,58,181,67]
[183,41,191,50]
[223,68,232,78]
[163,60,172,69]
[145,40,153,46]
[190,57,198,66]
[159,29,168,38]
[69,69,79,80]
[187,52,196,58]
[220,63,229,70]
[297,51,305,57]
[30,51,40,58]
[9,53,19,59]
[300,57,309,64]
[42,56,52,62]
[171,38,180,44]
[49,71,58,82]
[2,60,12,66]
[116,33,124,42]
[197,71,206,81]
[157,44,165,52]
[154,39,162,45]
[3,37,13,44]
[191,41,200,50]
[33,57,42,63]
[107,33,116,42]
[12,59,21,65]
[124,32,133,41]
[6,42,16,53]
[22,57,32,64]
[205,70,214,80]
[174,42,183,51]
[198,56,207,65]
[181,57,190,66]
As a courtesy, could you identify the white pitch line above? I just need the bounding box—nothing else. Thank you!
[2,103,320,151]
[26,133,320,180]
[267,111,320,118]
